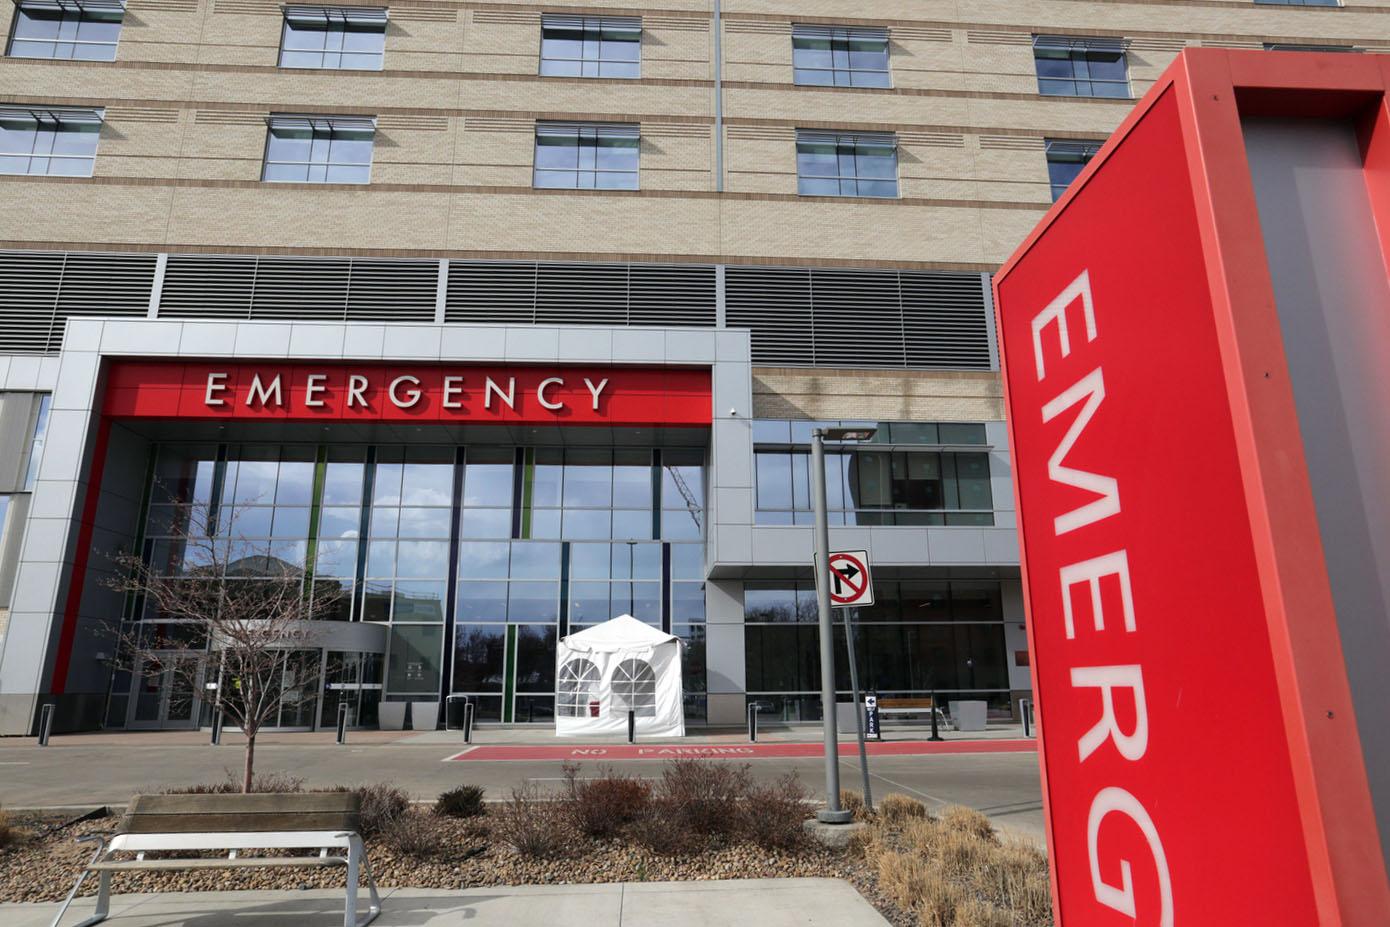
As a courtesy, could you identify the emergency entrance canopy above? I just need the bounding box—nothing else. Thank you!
[554,615,684,738]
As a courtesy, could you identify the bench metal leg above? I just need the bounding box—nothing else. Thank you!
[345,836,381,927]
[50,838,111,927]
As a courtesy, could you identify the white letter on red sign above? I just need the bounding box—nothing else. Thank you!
[485,377,515,411]
[1060,550,1136,640]
[442,376,465,409]
[245,373,282,407]
[1031,269,1096,381]
[1042,368,1119,535]
[1087,787,1173,927]
[304,374,328,408]
[205,372,229,406]
[390,375,422,408]
[537,377,564,410]
[347,375,369,408]
[1071,664,1149,762]
[583,377,609,411]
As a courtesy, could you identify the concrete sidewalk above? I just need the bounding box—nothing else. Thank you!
[4,879,890,927]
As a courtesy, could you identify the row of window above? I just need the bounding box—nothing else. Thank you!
[5,4,1350,85]
[0,109,1098,202]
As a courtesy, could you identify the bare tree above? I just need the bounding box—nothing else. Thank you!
[107,497,342,792]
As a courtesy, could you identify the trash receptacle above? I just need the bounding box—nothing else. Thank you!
[445,695,469,731]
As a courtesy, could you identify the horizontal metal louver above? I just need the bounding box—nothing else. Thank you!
[159,254,436,322]
[0,250,152,353]
[445,260,715,328]
[725,265,990,370]
[724,267,812,366]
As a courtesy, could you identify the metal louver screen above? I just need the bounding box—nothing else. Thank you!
[0,250,154,353]
[725,266,991,370]
[160,255,436,322]
[446,261,716,327]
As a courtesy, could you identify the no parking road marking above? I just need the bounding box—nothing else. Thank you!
[444,740,1036,762]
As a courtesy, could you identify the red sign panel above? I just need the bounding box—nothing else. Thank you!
[102,362,712,427]
[995,86,1319,924]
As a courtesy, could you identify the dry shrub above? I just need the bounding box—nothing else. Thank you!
[912,870,968,927]
[940,805,996,842]
[878,849,934,911]
[628,800,705,857]
[936,827,996,880]
[899,816,945,856]
[0,805,19,851]
[165,770,305,794]
[989,839,1053,923]
[434,785,486,819]
[656,759,749,840]
[491,785,570,859]
[740,773,811,851]
[341,783,411,837]
[878,793,929,824]
[953,898,1013,927]
[381,810,444,859]
[564,764,652,839]
[840,789,867,821]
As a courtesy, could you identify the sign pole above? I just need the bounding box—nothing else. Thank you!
[811,429,850,823]
[842,607,873,812]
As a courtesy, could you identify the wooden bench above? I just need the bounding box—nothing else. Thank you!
[877,697,947,725]
[51,792,380,927]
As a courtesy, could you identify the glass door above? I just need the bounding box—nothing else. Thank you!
[127,654,204,730]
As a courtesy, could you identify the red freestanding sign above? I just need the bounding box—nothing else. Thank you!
[994,50,1390,926]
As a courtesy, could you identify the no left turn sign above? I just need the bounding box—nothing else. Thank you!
[826,550,874,608]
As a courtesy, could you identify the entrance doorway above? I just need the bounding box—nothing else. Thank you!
[127,654,204,730]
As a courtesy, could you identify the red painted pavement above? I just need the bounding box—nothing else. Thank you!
[445,740,1037,762]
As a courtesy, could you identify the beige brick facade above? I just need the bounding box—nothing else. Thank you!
[2,0,1387,423]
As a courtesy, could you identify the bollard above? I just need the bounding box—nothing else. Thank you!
[747,702,761,743]
[928,687,944,742]
[627,708,635,744]
[336,702,350,745]
[210,708,224,746]
[463,702,474,744]
[37,703,54,746]
[1021,699,1035,738]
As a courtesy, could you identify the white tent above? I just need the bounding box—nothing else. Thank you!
[554,615,685,738]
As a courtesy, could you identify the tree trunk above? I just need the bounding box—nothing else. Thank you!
[243,732,256,793]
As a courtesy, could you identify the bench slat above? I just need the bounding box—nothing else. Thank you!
[120,812,359,834]
[879,698,934,709]
[128,793,359,815]
[91,857,348,871]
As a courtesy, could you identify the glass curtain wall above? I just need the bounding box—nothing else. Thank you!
[113,441,708,729]
[744,579,1010,721]
[454,446,707,723]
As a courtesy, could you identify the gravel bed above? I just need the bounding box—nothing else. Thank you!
[0,811,912,925]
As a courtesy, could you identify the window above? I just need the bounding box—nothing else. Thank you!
[557,658,600,717]
[0,106,101,177]
[1033,36,1130,99]
[1045,139,1102,201]
[1263,43,1357,52]
[262,115,374,183]
[611,658,656,717]
[24,394,51,489]
[792,25,889,87]
[6,0,123,60]
[280,6,386,70]
[533,122,639,190]
[796,131,897,198]
[540,14,639,78]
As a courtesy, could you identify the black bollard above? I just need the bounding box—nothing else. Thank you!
[37,703,54,746]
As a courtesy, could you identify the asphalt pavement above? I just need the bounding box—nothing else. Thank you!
[0,726,1045,843]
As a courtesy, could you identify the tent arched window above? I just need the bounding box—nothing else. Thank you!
[611,658,657,717]
[557,658,601,717]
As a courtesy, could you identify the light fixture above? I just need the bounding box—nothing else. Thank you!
[821,427,879,442]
